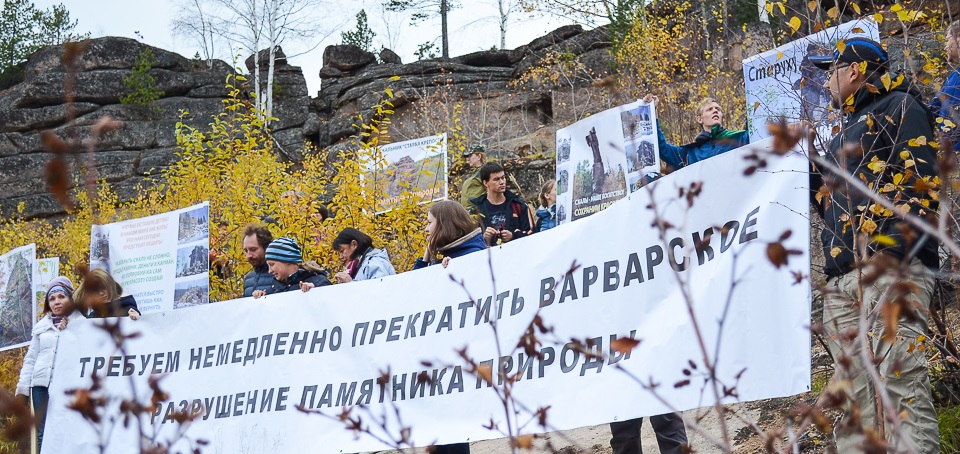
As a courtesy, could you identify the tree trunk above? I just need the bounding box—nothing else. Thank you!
[700,1,712,53]
[248,0,264,119]
[265,0,277,121]
[267,44,276,121]
[721,0,728,37]
[441,0,449,59]
[499,0,507,49]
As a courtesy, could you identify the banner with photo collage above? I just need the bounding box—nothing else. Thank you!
[556,100,661,224]
[0,244,36,352]
[89,203,210,314]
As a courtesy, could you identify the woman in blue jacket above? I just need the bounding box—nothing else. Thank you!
[414,200,487,270]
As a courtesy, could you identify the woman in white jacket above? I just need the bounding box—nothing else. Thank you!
[17,276,81,451]
[330,228,397,283]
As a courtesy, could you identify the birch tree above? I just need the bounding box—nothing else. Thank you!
[174,0,338,120]
[171,0,220,64]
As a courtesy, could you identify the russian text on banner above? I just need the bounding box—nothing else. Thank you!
[89,202,210,314]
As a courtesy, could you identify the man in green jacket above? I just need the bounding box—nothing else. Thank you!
[459,144,487,209]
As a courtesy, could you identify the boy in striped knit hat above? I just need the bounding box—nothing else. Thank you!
[252,237,330,297]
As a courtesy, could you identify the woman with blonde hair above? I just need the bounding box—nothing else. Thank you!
[73,269,140,319]
[414,200,487,270]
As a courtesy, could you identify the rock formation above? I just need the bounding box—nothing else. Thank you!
[0,37,312,219]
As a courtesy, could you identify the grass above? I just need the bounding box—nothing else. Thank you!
[939,404,960,453]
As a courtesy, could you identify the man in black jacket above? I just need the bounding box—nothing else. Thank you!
[469,162,533,246]
[242,224,276,298]
[810,38,939,452]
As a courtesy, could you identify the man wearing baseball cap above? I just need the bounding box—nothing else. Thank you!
[809,37,940,452]
[459,144,488,208]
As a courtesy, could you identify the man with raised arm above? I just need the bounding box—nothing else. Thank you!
[643,94,749,171]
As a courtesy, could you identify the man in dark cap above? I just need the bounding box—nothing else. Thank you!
[459,144,488,208]
[809,37,939,452]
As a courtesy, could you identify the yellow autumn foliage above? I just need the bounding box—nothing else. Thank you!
[613,0,745,149]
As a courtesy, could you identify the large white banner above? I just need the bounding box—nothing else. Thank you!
[90,202,210,314]
[743,18,878,148]
[46,142,809,453]
[0,244,36,352]
[372,133,448,212]
[556,100,660,225]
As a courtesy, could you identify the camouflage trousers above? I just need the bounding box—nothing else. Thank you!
[823,258,939,453]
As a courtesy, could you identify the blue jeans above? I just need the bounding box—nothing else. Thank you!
[32,386,49,451]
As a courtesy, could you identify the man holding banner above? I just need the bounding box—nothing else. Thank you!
[242,224,276,298]
[643,94,748,171]
[470,162,533,246]
[811,38,940,452]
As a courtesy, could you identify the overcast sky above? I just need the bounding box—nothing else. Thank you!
[36,0,579,95]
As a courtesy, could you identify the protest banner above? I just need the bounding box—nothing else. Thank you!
[743,18,879,149]
[370,133,448,212]
[556,100,660,225]
[0,244,35,352]
[89,203,210,315]
[46,141,809,453]
[34,257,60,322]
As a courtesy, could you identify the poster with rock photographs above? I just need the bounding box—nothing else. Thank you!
[556,100,656,225]
[743,18,878,152]
[34,257,60,322]
[371,133,448,213]
[619,101,662,191]
[89,202,210,314]
[0,244,36,352]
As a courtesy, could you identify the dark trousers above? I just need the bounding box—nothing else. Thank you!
[610,413,687,454]
[432,442,469,454]
[32,386,49,451]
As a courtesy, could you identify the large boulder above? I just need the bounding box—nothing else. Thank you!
[244,46,288,73]
[379,48,402,65]
[322,45,377,72]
